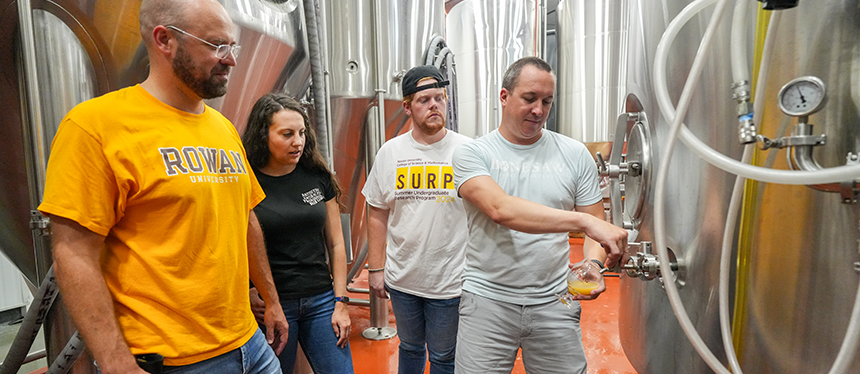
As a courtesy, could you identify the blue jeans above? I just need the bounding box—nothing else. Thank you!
[387,286,460,374]
[277,289,354,374]
[161,328,281,374]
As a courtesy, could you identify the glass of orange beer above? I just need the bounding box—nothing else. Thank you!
[556,259,602,308]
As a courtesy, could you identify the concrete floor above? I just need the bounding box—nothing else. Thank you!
[0,319,47,374]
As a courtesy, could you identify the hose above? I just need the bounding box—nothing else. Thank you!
[651,1,733,373]
[0,267,59,374]
[425,36,446,65]
[717,3,775,373]
[302,0,333,166]
[730,0,750,83]
[653,5,860,185]
[46,331,85,374]
[654,1,860,373]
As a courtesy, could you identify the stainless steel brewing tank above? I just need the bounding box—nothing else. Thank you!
[617,0,744,372]
[3,0,311,371]
[445,0,542,138]
[736,1,860,372]
[555,0,628,146]
[618,0,860,373]
[323,0,445,262]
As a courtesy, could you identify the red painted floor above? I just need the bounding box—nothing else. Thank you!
[343,238,639,374]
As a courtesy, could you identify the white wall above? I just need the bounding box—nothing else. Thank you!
[0,252,32,315]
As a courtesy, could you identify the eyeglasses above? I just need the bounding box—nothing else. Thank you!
[165,25,241,60]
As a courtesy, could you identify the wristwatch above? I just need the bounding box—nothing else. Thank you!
[335,296,350,303]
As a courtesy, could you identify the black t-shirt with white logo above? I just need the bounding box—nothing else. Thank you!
[253,163,336,298]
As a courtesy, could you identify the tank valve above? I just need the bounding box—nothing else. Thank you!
[622,241,680,281]
[732,80,757,144]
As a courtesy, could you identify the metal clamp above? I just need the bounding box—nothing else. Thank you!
[595,152,628,179]
[29,210,50,237]
[759,121,859,204]
[756,133,827,150]
[604,104,653,231]
[841,153,860,204]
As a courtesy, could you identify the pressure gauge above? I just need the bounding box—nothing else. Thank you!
[777,76,827,117]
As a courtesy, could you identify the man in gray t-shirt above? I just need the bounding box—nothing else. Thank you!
[451,57,628,374]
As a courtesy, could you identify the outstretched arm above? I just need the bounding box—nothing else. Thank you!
[247,210,289,354]
[51,215,147,374]
[576,201,622,268]
[458,175,626,266]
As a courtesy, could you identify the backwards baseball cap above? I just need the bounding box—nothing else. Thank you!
[402,65,449,98]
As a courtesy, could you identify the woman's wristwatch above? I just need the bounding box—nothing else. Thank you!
[335,296,350,303]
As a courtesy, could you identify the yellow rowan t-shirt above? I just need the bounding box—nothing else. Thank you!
[38,85,264,365]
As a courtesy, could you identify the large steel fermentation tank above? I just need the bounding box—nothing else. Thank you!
[1,0,310,371]
[445,0,543,138]
[616,0,860,373]
[322,0,446,268]
[735,1,860,372]
[555,0,627,157]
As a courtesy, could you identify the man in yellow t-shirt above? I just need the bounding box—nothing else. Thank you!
[38,0,289,373]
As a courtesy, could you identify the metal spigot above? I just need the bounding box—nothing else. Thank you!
[622,241,679,281]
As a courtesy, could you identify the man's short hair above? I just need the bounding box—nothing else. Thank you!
[139,0,188,44]
[501,57,554,92]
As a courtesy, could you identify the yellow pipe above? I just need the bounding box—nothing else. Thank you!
[732,3,771,362]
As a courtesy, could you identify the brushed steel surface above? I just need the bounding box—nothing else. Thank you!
[738,1,860,372]
[618,0,860,373]
[325,0,445,100]
[323,0,445,266]
[556,0,628,144]
[446,0,540,138]
[617,0,745,373]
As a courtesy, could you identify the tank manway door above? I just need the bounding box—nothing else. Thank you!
[596,110,652,232]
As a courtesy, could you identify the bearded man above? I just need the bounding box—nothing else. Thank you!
[362,65,472,374]
[39,0,288,372]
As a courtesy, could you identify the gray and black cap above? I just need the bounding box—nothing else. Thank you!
[401,65,449,98]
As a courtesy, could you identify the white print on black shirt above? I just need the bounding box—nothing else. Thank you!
[158,146,248,184]
[302,188,324,205]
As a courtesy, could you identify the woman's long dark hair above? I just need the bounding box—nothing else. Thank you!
[242,93,343,208]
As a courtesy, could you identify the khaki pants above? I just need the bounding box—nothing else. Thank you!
[454,291,587,374]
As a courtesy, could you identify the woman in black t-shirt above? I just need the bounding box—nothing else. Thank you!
[242,93,354,374]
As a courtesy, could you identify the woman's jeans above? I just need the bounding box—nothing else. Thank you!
[277,289,354,374]
[387,286,460,374]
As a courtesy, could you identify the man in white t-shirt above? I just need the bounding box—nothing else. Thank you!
[451,57,628,373]
[362,65,471,374]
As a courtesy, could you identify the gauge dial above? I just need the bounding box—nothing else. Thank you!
[777,76,827,117]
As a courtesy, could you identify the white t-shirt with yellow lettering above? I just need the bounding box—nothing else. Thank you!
[362,130,471,299]
[38,85,264,366]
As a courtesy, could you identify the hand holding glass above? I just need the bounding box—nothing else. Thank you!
[557,259,602,308]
